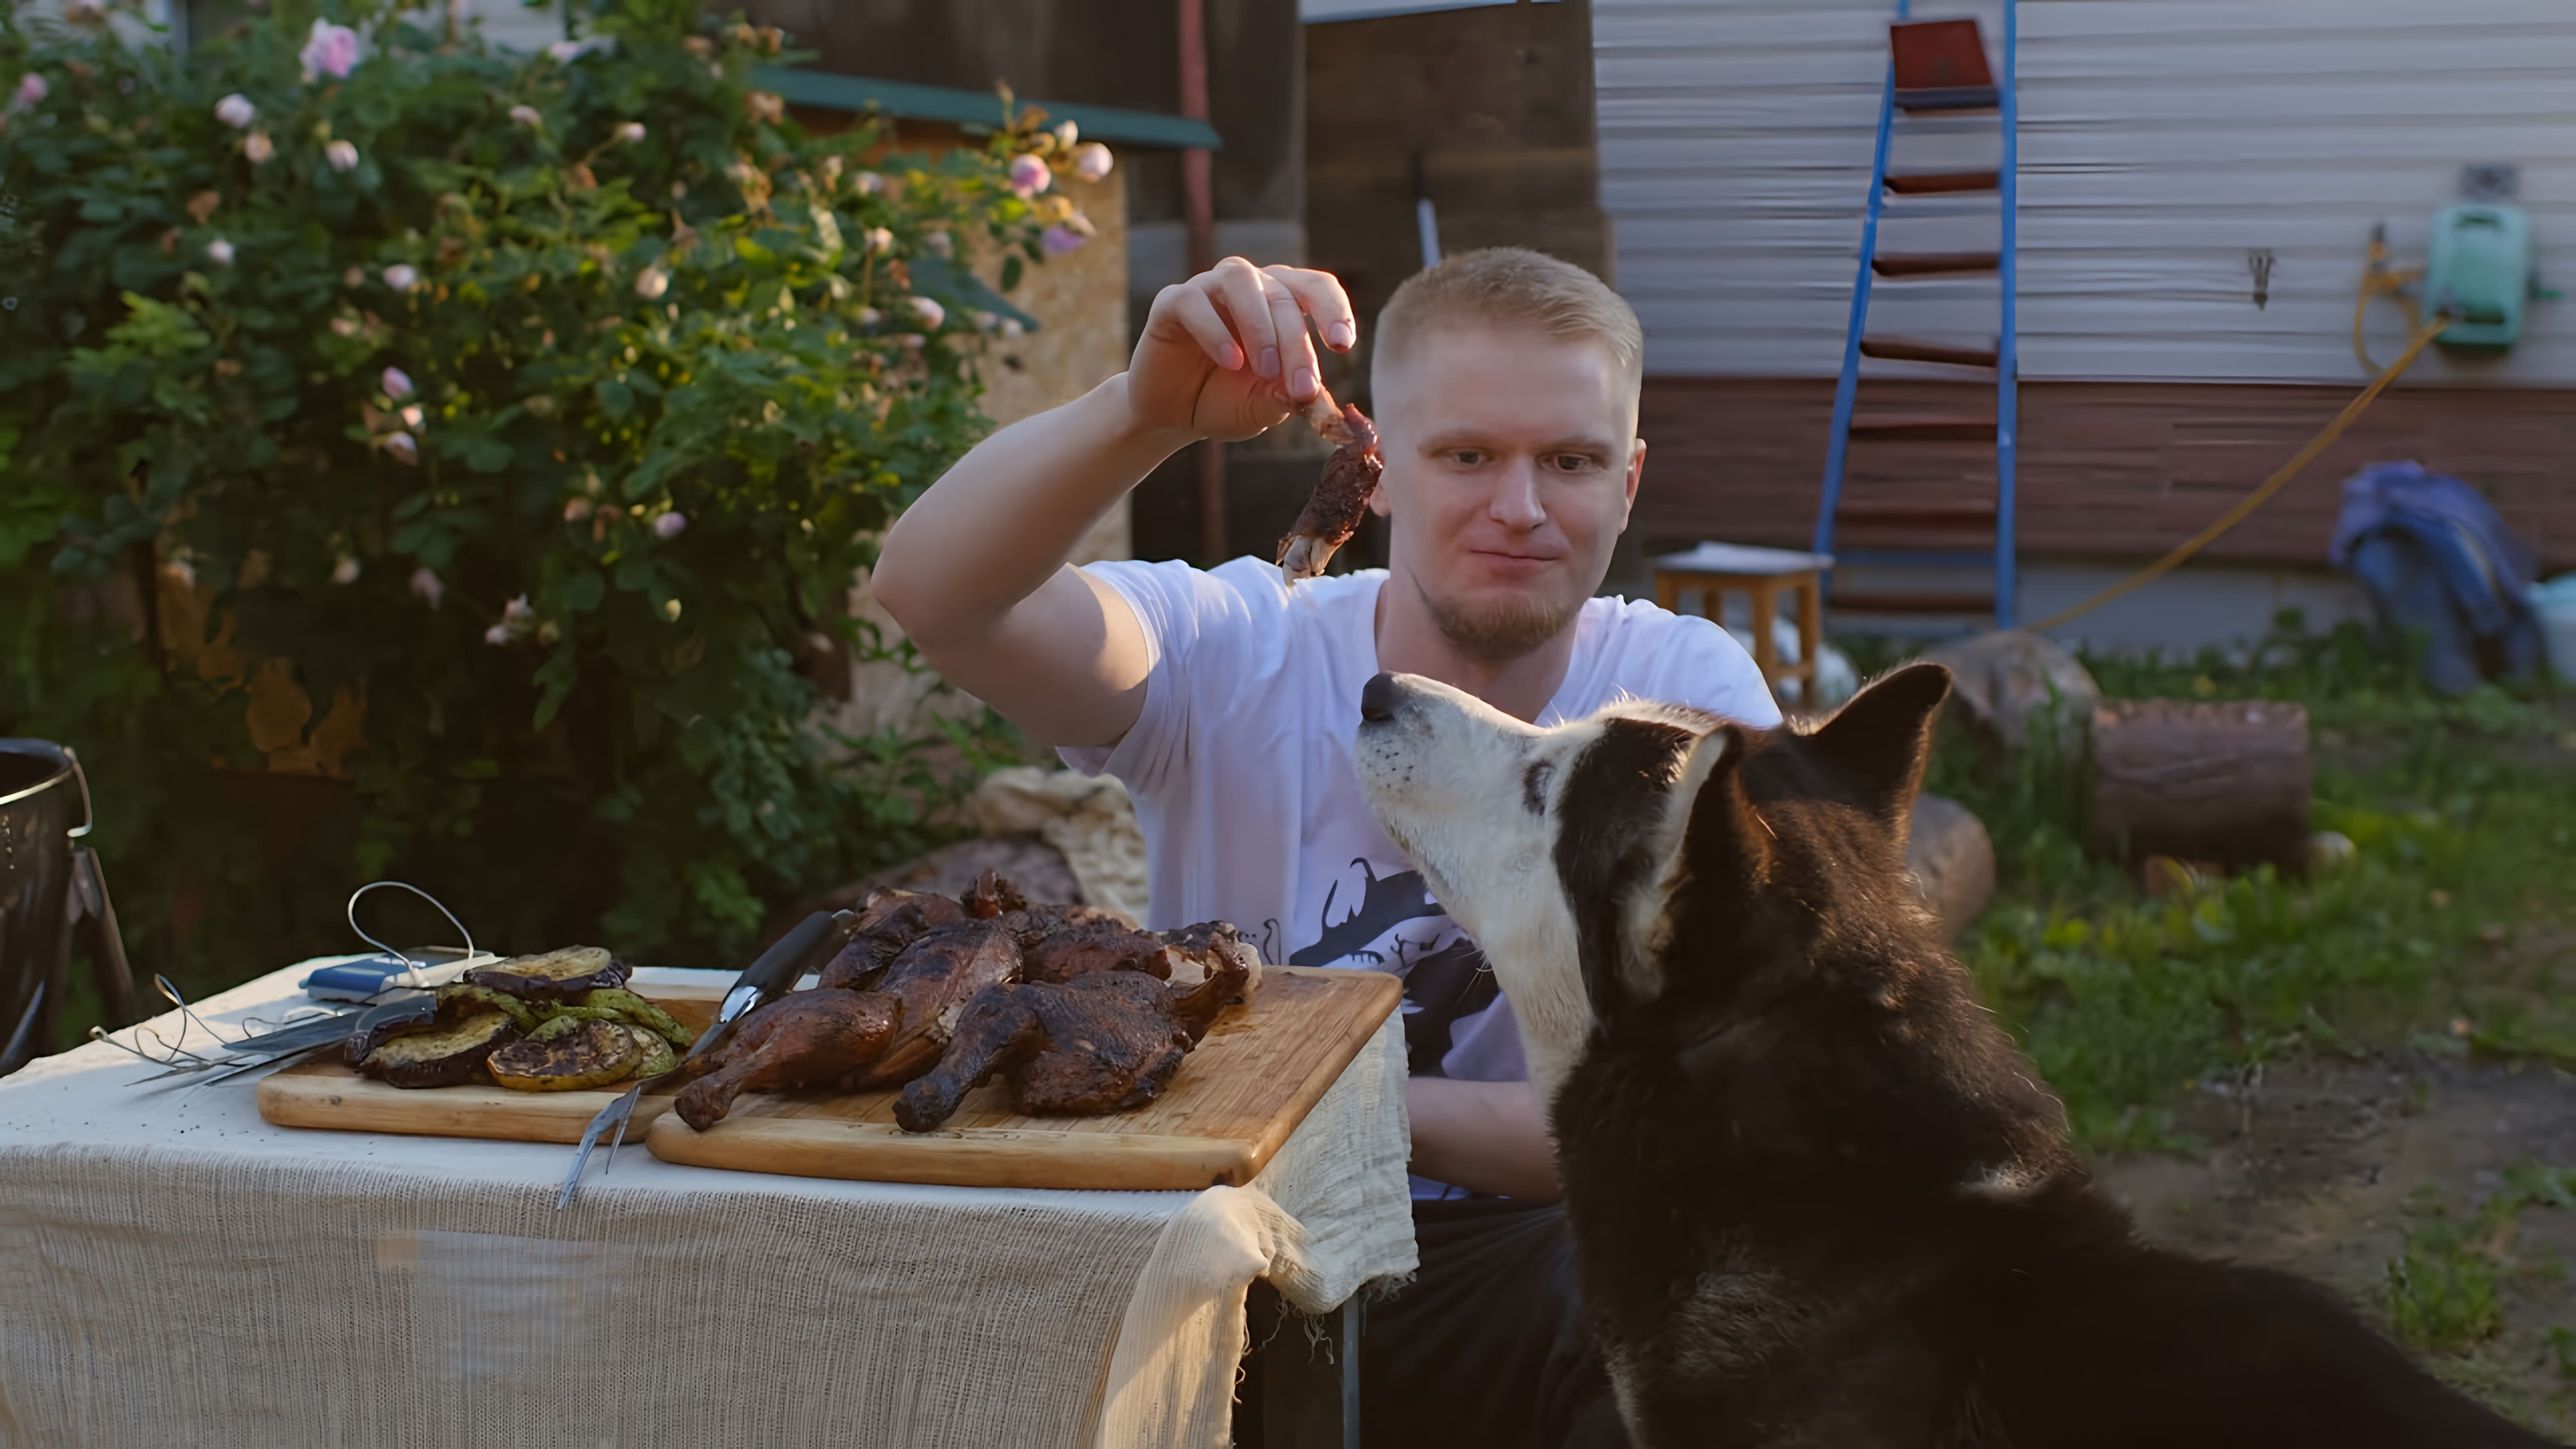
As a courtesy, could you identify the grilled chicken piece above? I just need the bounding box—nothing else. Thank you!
[1276,388,1384,583]
[894,952,1252,1131]
[1161,921,1265,997]
[818,889,967,992]
[673,988,900,1131]
[1020,915,1181,984]
[961,869,1025,919]
[848,918,1024,1088]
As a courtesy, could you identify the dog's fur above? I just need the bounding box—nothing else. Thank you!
[1354,664,2558,1448]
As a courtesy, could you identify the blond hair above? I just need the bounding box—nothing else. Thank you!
[1373,247,1644,394]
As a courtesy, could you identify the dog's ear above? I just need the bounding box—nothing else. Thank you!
[1609,722,1768,983]
[1803,662,1951,834]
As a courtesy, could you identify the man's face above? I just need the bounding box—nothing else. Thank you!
[1371,319,1644,663]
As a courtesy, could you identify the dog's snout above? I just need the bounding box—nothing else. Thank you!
[1360,672,1399,724]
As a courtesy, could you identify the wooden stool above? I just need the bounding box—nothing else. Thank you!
[1652,542,1833,698]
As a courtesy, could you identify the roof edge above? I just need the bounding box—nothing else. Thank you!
[755,67,1222,151]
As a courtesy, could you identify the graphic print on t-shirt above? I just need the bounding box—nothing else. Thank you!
[1286,857,1501,1077]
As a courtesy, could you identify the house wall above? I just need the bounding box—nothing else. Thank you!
[1594,0,2576,384]
[1633,377,2576,570]
[1595,0,2576,593]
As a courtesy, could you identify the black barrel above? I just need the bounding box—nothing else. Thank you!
[0,739,84,1076]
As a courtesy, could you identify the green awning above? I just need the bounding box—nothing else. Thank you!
[755,68,1222,151]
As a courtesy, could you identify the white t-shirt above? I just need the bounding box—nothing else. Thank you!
[1061,556,1783,1195]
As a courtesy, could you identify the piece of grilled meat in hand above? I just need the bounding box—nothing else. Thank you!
[673,989,900,1131]
[1276,387,1383,584]
[893,951,1252,1132]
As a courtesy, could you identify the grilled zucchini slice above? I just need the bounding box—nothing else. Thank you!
[462,946,628,1002]
[579,988,695,1049]
[486,1018,649,1092]
[357,1010,519,1089]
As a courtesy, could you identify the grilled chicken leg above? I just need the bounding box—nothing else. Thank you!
[893,952,1251,1131]
[673,988,900,1131]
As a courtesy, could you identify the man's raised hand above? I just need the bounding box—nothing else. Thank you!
[1127,259,1358,444]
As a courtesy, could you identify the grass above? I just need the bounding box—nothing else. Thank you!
[2386,1162,2576,1431]
[1864,617,2576,1153]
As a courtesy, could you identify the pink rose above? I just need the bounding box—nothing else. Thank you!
[382,263,419,292]
[409,567,445,609]
[215,94,256,129]
[484,623,512,646]
[1040,222,1090,256]
[563,498,593,522]
[244,131,275,164]
[1007,153,1051,198]
[325,139,359,173]
[509,105,542,129]
[381,366,413,398]
[905,296,944,331]
[383,432,419,465]
[1072,142,1113,183]
[204,237,236,266]
[332,555,361,585]
[653,512,687,539]
[300,20,360,83]
[633,264,669,300]
[10,73,46,112]
[615,121,646,144]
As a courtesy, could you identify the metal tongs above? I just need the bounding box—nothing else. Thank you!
[101,881,486,1088]
[554,908,857,1210]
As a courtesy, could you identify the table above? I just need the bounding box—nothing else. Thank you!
[0,960,1415,1448]
[1653,541,1834,698]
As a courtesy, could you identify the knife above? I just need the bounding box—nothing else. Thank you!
[554,908,857,1210]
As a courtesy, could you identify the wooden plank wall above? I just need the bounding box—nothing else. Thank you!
[1635,376,2576,569]
[1594,0,2576,385]
[1306,0,1614,408]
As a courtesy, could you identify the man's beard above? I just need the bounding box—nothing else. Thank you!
[1420,585,1579,664]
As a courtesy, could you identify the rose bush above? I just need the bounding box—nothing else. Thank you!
[0,0,1105,992]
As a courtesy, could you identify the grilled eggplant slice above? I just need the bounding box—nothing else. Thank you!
[462,946,628,1002]
[487,1018,649,1092]
[357,1010,519,1089]
[343,993,442,1065]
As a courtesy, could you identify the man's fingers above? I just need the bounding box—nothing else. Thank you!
[1208,257,1283,379]
[1262,275,1321,401]
[1157,283,1242,372]
[1268,266,1358,354]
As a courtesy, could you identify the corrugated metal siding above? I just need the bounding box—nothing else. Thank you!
[1596,0,2576,384]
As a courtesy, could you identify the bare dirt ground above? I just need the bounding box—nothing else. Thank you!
[2098,1051,2576,1435]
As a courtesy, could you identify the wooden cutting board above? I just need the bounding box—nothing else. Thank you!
[256,969,1402,1190]
[256,984,730,1144]
[646,967,1400,1191]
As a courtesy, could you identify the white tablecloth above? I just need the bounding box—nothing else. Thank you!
[0,961,1415,1448]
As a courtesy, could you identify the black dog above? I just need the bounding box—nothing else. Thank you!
[1354,663,2556,1447]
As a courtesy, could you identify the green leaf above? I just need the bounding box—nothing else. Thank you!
[999,255,1022,293]
[558,570,605,613]
[596,379,634,418]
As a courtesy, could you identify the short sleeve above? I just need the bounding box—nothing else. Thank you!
[1635,610,1786,730]
[1054,557,1286,794]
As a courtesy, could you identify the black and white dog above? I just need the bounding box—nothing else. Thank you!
[1354,664,2557,1448]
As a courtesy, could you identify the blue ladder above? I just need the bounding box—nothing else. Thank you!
[1812,4,2020,629]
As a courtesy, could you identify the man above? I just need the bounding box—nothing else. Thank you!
[874,247,1779,1447]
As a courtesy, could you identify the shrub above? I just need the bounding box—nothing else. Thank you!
[0,0,1101,984]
